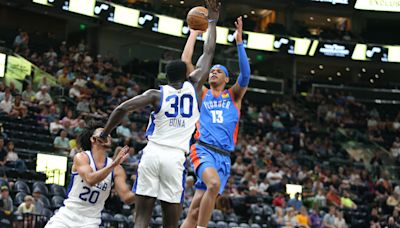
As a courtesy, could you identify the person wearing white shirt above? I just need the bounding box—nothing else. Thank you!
[267,167,283,186]
[0,90,13,114]
[35,86,53,105]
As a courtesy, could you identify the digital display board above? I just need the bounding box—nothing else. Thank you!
[311,0,349,4]
[355,0,400,12]
[316,42,354,58]
[0,53,5,78]
[37,153,68,185]
[6,55,32,80]
[68,0,95,17]
[31,0,400,64]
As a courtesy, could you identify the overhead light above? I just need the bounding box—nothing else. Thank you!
[337,72,341,77]
[310,69,315,74]
[345,67,350,72]
[328,77,332,81]
[327,18,331,22]
[319,64,324,70]
[370,78,374,83]
[357,73,362,78]
[169,4,173,7]
[310,16,314,20]
[180,0,184,4]
[361,68,366,73]
[243,14,248,18]
[380,69,385,74]
[375,74,379,79]
[251,10,255,14]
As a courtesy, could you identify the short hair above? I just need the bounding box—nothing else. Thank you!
[77,120,104,151]
[165,60,186,83]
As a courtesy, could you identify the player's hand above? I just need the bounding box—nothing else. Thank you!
[205,0,220,21]
[112,145,129,167]
[190,29,204,36]
[234,16,243,44]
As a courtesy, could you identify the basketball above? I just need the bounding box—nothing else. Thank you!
[187,6,208,31]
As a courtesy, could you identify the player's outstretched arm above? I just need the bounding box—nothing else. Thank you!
[100,89,160,138]
[181,30,202,76]
[188,0,219,94]
[230,16,251,104]
[113,164,135,205]
[74,146,130,186]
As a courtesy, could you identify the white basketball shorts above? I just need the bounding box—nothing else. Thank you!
[133,141,187,204]
[45,206,101,228]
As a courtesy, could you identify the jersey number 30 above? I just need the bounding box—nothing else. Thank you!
[165,94,193,118]
[79,186,100,204]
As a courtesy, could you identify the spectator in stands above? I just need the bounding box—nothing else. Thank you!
[0,138,7,167]
[0,88,13,114]
[296,206,310,228]
[0,186,13,223]
[309,206,322,228]
[272,207,285,227]
[17,195,36,214]
[32,188,44,215]
[5,141,26,171]
[185,176,195,200]
[53,130,70,153]
[13,30,29,53]
[216,189,232,215]
[335,211,347,228]
[288,192,303,211]
[9,94,27,118]
[284,207,298,227]
[49,117,64,135]
[35,85,53,106]
[21,84,35,104]
[116,119,132,139]
[323,206,337,228]
[341,191,357,209]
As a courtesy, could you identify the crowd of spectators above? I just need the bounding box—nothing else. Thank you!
[1,31,400,227]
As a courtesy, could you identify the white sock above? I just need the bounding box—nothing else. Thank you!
[197,226,206,228]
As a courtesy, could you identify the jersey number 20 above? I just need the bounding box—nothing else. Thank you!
[165,94,193,118]
[79,186,100,204]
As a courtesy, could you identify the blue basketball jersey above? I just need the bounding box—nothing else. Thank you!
[195,88,240,151]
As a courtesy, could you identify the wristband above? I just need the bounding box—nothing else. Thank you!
[208,19,217,23]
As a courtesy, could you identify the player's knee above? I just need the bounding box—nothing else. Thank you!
[190,207,199,220]
[207,179,220,195]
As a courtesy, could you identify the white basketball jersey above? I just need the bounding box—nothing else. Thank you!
[146,81,200,153]
[63,151,113,218]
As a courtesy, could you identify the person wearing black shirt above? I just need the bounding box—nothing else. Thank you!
[0,138,7,166]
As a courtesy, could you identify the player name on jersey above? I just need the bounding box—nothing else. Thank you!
[169,118,186,128]
[203,100,231,110]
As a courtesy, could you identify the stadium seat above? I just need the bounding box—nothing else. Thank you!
[229,222,239,227]
[153,204,162,217]
[216,221,228,228]
[154,216,163,226]
[38,195,51,209]
[14,180,31,194]
[240,223,250,228]
[114,213,129,227]
[14,192,27,206]
[249,204,263,216]
[101,212,114,227]
[208,221,217,228]
[33,182,49,196]
[250,224,261,228]
[212,209,224,222]
[50,184,67,197]
[51,195,65,209]
[262,205,274,216]
[42,208,53,218]
[225,212,239,223]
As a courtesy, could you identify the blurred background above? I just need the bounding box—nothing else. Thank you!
[0,0,399,227]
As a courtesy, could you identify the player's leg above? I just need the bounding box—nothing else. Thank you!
[133,144,161,228]
[197,167,221,227]
[180,189,205,228]
[134,195,157,228]
[157,147,187,227]
[160,201,182,228]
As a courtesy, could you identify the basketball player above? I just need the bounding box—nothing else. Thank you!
[180,16,250,228]
[97,1,219,227]
[45,121,135,228]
